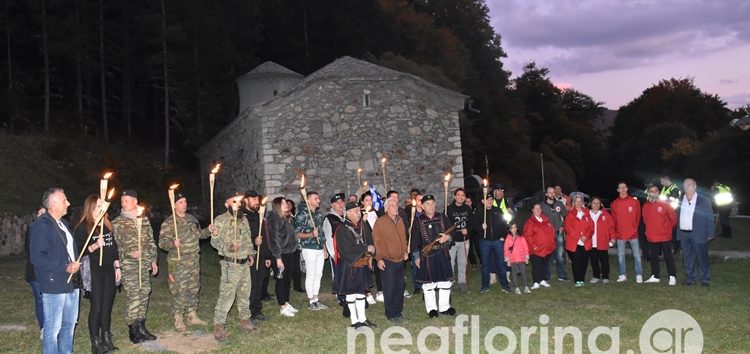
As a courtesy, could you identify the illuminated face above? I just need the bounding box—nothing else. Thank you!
[362,195,373,208]
[422,200,436,215]
[175,198,188,214]
[683,179,697,194]
[121,195,138,212]
[591,199,601,212]
[532,204,542,216]
[554,186,562,197]
[546,187,556,200]
[493,189,504,200]
[617,183,628,195]
[648,186,660,199]
[454,190,466,204]
[386,200,399,217]
[332,199,345,214]
[308,194,321,209]
[347,208,362,223]
[92,197,103,219]
[281,199,290,213]
[574,197,584,209]
[510,224,518,234]
[244,196,260,211]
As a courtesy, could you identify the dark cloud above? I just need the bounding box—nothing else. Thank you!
[488,0,750,75]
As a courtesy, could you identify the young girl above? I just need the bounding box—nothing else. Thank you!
[504,223,530,294]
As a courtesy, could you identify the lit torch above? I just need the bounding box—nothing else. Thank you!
[299,174,320,244]
[168,183,181,260]
[68,189,113,283]
[209,163,221,222]
[443,173,451,215]
[98,172,112,266]
[380,157,388,191]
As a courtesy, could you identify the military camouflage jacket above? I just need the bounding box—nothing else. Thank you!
[112,214,158,264]
[210,210,255,259]
[159,213,211,259]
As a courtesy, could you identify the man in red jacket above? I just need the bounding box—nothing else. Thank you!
[642,185,677,285]
[610,182,643,283]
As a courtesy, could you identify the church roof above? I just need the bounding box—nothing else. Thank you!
[236,61,303,81]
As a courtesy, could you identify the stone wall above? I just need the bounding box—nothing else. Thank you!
[0,213,33,256]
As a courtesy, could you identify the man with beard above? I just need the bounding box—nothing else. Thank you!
[540,187,569,282]
[446,188,472,292]
[242,190,273,322]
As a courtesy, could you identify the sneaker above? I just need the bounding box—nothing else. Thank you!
[636,275,643,284]
[558,277,569,282]
[530,282,540,290]
[375,293,384,303]
[645,275,660,283]
[309,301,320,311]
[501,287,511,294]
[366,295,376,305]
[515,287,521,295]
[602,279,610,284]
[280,306,295,317]
[668,276,676,286]
[317,301,329,310]
[524,287,531,293]
[287,304,299,313]
[480,287,489,293]
[590,278,600,284]
[404,290,412,298]
[616,275,627,283]
[575,281,584,287]
[540,280,551,288]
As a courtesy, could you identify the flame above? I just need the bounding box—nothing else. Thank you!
[363,181,368,187]
[169,183,180,190]
[357,168,362,173]
[137,205,145,217]
[210,163,221,174]
[102,172,112,180]
[300,174,306,189]
[381,157,387,164]
[106,188,115,200]
[483,178,488,187]
[411,199,417,207]
[260,196,268,206]
[444,173,451,182]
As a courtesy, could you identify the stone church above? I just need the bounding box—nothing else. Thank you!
[197,56,467,209]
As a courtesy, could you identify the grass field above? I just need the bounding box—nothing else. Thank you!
[1,232,748,354]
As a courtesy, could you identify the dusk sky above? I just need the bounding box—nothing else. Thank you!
[486,0,750,110]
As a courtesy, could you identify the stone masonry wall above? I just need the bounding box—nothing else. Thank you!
[0,213,33,256]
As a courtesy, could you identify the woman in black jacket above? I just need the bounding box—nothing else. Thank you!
[268,197,298,317]
[74,195,120,353]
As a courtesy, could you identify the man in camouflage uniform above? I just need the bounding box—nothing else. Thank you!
[111,189,159,344]
[211,192,257,341]
[159,191,213,332]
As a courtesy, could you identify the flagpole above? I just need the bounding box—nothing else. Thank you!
[540,153,545,193]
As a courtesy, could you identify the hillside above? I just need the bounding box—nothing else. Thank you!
[0,133,200,215]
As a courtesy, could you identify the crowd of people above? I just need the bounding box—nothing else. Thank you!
[26,176,722,353]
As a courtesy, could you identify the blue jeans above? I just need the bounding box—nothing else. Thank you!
[410,252,421,291]
[479,239,509,290]
[681,237,711,284]
[616,239,643,276]
[42,290,79,354]
[547,231,569,280]
[29,281,44,329]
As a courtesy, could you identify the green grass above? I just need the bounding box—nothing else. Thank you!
[1,241,748,353]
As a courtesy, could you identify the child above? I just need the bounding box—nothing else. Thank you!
[504,223,530,294]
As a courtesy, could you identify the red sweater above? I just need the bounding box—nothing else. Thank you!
[564,208,594,252]
[642,200,677,242]
[523,214,556,257]
[610,195,641,240]
[504,233,529,263]
[590,209,615,250]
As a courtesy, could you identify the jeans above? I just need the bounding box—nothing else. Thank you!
[42,289,79,354]
[29,281,44,330]
[301,248,325,300]
[616,239,642,276]
[680,236,711,284]
[410,252,421,291]
[449,240,470,284]
[479,239,509,289]
[548,231,568,280]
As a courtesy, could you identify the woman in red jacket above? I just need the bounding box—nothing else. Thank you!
[588,197,615,284]
[523,203,556,289]
[564,195,594,287]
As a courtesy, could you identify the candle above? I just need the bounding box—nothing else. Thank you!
[443,173,451,215]
[168,183,181,260]
[482,179,488,238]
[209,163,221,222]
[380,157,387,191]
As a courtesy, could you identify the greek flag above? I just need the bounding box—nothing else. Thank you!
[369,184,384,211]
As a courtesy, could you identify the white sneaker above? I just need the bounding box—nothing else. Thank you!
[668,276,677,286]
[515,287,521,295]
[375,293,384,302]
[636,275,643,284]
[590,278,600,284]
[280,306,296,317]
[366,295,376,305]
[616,275,627,283]
[644,275,660,283]
[540,280,551,288]
[403,290,412,298]
[530,282,540,290]
[524,287,531,293]
[602,279,610,284]
[287,304,299,313]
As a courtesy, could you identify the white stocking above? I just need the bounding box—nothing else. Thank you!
[422,282,437,312]
[355,295,367,323]
[346,294,358,325]
[437,281,452,312]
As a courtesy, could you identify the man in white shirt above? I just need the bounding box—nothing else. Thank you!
[676,179,714,287]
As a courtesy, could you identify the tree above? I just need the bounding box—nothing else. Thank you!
[41,0,49,133]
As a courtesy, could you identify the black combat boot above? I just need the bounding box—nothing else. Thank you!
[91,335,108,354]
[128,322,145,344]
[137,319,157,341]
[102,331,119,351]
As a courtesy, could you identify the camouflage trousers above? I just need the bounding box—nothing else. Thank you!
[121,258,152,325]
[167,253,201,315]
[212,260,252,325]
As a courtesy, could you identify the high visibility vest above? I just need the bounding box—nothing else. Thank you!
[492,198,513,224]
[714,184,733,206]
[660,184,678,198]
[716,184,731,194]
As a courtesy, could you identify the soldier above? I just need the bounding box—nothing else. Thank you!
[211,192,257,341]
[111,189,159,343]
[158,191,213,332]
[411,195,455,318]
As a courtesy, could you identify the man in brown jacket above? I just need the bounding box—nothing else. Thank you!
[372,197,409,322]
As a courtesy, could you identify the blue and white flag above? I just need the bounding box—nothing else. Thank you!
[369,184,384,211]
